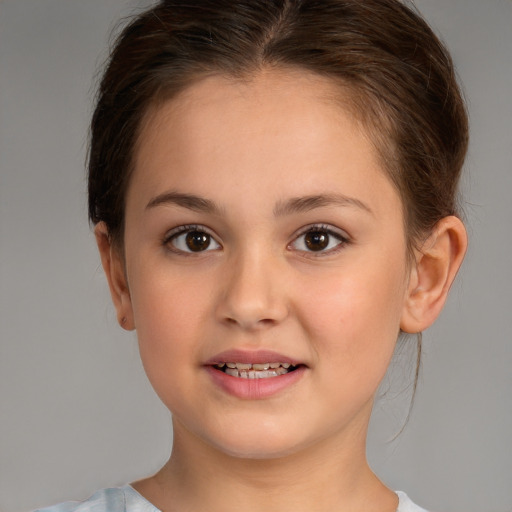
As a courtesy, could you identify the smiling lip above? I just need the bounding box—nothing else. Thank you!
[204,349,307,400]
[205,349,302,367]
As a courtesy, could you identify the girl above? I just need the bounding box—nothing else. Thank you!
[38,1,468,511]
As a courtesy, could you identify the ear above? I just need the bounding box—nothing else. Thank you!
[94,222,135,331]
[400,216,467,333]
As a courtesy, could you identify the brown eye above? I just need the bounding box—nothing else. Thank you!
[304,231,329,251]
[167,226,221,254]
[185,231,211,252]
[290,225,348,254]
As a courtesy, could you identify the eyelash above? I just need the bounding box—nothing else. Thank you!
[289,224,350,257]
[162,223,350,256]
[163,224,221,255]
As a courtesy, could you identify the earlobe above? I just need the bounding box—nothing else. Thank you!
[94,222,135,331]
[400,216,467,333]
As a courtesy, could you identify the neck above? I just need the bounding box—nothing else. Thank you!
[132,416,397,512]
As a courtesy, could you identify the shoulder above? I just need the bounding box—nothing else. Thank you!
[396,491,430,512]
[34,485,160,512]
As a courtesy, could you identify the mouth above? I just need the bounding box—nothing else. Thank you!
[212,362,299,379]
[205,351,306,398]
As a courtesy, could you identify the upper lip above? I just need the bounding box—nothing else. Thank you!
[205,349,304,366]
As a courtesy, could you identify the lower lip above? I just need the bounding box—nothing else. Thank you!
[205,366,306,400]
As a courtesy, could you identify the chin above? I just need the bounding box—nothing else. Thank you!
[215,441,305,461]
[202,424,317,461]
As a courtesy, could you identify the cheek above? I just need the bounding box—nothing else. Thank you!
[126,265,213,392]
[298,260,407,373]
[128,251,216,330]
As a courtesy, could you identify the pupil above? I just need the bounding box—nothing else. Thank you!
[305,231,329,251]
[185,231,210,251]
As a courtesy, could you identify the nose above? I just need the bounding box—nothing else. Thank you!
[216,250,289,330]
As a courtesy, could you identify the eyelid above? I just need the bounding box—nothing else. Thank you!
[288,223,350,255]
[163,224,222,254]
[164,223,214,239]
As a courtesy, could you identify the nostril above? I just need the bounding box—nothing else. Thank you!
[222,315,279,330]
[259,318,278,326]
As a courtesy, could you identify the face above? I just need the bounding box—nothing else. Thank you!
[118,70,412,459]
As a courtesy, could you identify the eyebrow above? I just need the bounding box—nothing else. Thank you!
[273,194,373,217]
[146,190,372,217]
[146,191,223,214]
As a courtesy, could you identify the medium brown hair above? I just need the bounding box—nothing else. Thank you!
[88,0,468,249]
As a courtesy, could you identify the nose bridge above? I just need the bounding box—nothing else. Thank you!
[217,244,288,329]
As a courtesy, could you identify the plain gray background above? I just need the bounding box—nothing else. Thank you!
[1,1,511,511]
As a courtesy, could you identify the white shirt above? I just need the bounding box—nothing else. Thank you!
[35,485,429,512]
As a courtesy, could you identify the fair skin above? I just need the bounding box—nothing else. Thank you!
[96,70,467,512]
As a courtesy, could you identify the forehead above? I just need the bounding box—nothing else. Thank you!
[141,71,350,141]
[129,69,399,217]
[136,68,372,162]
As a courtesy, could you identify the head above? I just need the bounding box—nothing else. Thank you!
[89,0,468,253]
[89,0,468,456]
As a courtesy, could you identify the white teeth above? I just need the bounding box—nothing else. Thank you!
[252,363,270,371]
[225,368,281,379]
[225,367,239,377]
[220,362,293,370]
[218,362,297,379]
